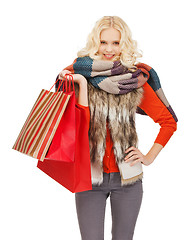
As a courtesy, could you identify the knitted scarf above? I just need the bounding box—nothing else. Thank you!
[57,56,178,123]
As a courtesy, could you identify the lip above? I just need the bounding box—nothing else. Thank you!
[103,54,115,60]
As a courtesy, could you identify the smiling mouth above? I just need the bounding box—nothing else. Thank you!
[104,54,115,59]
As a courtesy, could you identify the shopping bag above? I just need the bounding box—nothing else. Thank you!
[44,77,77,162]
[37,103,92,193]
[12,77,71,162]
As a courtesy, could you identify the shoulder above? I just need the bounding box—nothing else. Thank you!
[136,62,152,71]
[136,62,161,92]
[136,62,158,75]
[136,62,151,79]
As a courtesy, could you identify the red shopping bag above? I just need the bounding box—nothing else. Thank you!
[37,103,92,193]
[12,78,71,161]
[44,77,77,162]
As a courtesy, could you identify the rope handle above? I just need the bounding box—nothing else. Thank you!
[48,74,75,93]
[63,74,75,93]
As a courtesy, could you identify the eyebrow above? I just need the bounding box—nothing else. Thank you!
[100,40,120,42]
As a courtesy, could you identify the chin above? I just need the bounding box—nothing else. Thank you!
[112,56,120,61]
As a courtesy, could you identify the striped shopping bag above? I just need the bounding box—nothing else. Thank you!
[12,77,71,161]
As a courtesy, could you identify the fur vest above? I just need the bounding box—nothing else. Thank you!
[75,83,144,186]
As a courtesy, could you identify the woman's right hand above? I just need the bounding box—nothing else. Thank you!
[58,70,87,86]
[58,69,88,106]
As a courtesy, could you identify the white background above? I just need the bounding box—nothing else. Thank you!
[1,0,195,239]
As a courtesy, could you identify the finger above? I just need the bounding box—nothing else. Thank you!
[124,149,137,158]
[58,72,63,78]
[60,70,71,77]
[130,159,141,166]
[124,152,138,162]
[125,146,136,153]
[58,75,63,80]
[59,75,68,81]
[64,74,73,80]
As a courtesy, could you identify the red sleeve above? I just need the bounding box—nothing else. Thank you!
[75,102,90,130]
[139,82,177,147]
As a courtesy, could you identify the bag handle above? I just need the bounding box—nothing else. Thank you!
[63,74,75,93]
[48,74,75,93]
[49,76,65,92]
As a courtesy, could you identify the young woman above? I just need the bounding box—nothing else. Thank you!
[57,16,177,240]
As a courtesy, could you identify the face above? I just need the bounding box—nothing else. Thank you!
[98,27,121,61]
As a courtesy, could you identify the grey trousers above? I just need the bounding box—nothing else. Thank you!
[75,172,143,240]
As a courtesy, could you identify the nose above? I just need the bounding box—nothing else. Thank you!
[106,44,113,52]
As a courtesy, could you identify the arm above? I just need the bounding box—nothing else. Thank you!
[145,143,163,163]
[139,82,177,147]
[77,80,88,106]
[125,82,177,166]
[76,79,90,130]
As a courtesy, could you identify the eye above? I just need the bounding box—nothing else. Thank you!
[100,41,106,44]
[113,41,119,45]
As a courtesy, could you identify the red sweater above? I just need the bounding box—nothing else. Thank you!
[76,82,177,173]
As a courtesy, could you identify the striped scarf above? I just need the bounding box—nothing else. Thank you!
[57,56,178,122]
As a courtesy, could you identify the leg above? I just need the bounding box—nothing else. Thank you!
[110,180,143,240]
[75,189,110,240]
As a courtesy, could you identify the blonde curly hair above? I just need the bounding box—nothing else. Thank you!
[77,16,142,71]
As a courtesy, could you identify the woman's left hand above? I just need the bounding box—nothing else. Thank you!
[124,146,154,166]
